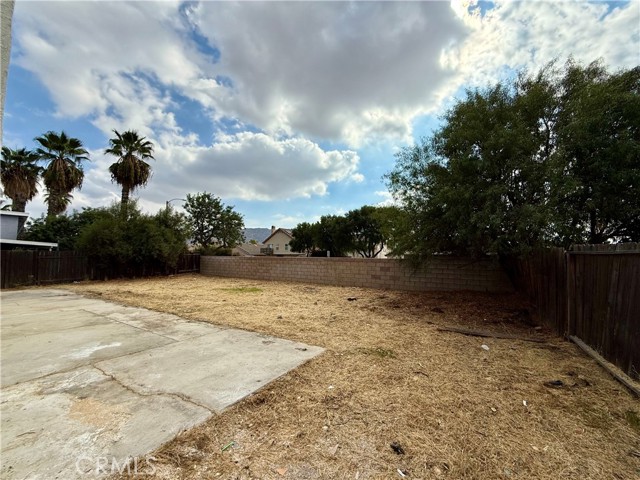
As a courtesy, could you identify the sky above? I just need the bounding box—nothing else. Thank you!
[2,0,639,228]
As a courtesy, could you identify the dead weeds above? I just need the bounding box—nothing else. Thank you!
[62,274,640,479]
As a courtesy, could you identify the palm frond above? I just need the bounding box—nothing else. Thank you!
[34,130,89,216]
[0,147,42,207]
[105,129,155,203]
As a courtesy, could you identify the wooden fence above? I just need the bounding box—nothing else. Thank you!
[567,244,640,380]
[502,247,567,336]
[504,243,640,380]
[0,251,200,289]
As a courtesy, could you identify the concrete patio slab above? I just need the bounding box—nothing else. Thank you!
[97,328,320,411]
[0,289,323,479]
[1,320,176,387]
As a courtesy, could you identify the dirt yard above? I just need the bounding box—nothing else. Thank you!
[63,274,640,480]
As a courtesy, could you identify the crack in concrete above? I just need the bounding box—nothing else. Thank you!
[91,364,215,414]
[0,339,179,389]
[80,308,184,343]
[101,312,217,342]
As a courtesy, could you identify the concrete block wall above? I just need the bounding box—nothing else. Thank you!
[200,256,514,293]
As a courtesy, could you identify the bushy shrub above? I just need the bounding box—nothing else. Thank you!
[75,202,190,277]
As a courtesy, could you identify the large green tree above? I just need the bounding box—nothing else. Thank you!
[34,131,89,217]
[290,206,408,258]
[371,205,410,258]
[105,130,154,207]
[290,222,318,256]
[314,215,352,257]
[184,192,245,252]
[551,61,640,244]
[345,206,386,258]
[386,60,639,260]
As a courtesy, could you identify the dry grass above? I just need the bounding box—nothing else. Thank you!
[63,274,640,480]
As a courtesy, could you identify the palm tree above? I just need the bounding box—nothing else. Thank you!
[35,131,89,217]
[1,146,42,234]
[105,129,154,207]
[1,146,42,211]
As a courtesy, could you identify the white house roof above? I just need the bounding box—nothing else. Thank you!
[0,238,58,248]
[0,211,30,217]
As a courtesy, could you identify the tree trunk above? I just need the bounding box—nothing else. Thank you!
[11,198,26,212]
[46,193,57,219]
[121,186,130,206]
[46,187,66,219]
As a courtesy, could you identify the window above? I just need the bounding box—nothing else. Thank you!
[285,244,289,251]
[275,244,279,250]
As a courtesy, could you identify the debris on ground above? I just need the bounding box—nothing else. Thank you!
[543,380,565,388]
[347,297,358,301]
[397,468,408,477]
[566,371,592,387]
[221,441,235,452]
[438,326,546,343]
[481,344,490,351]
[390,442,405,455]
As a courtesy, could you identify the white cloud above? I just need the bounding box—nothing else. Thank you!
[13,0,638,152]
[150,132,360,202]
[9,0,639,219]
[13,1,206,135]
[374,190,399,208]
[445,0,640,89]
[189,1,467,147]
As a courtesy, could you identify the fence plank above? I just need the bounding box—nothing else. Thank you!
[507,243,639,380]
[1,251,200,288]
[570,246,640,379]
[502,247,567,335]
[1,250,37,288]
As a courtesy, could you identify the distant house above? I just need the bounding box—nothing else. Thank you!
[262,226,298,256]
[0,211,58,250]
[232,242,266,256]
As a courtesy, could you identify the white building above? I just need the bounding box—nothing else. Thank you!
[0,211,57,250]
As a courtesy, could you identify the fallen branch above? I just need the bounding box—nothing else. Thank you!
[568,335,640,398]
[436,326,546,343]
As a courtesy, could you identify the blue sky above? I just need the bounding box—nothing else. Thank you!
[3,0,639,227]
